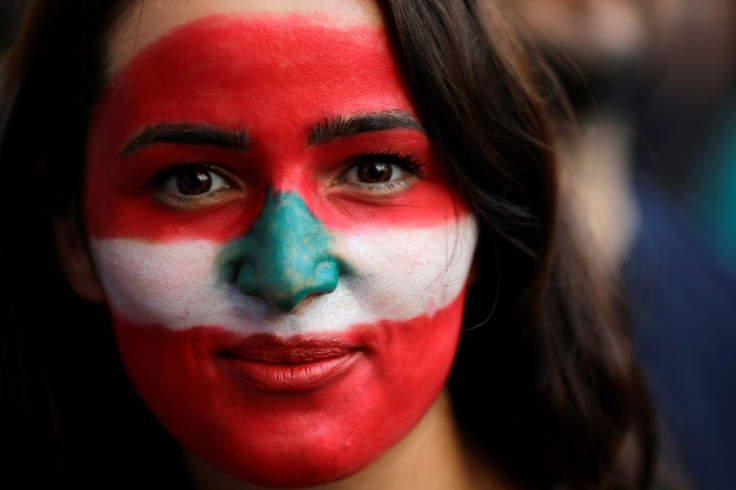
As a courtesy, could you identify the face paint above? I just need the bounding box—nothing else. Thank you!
[217,191,340,312]
[86,15,478,487]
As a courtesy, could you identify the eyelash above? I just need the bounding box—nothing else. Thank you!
[147,150,424,208]
[148,160,241,208]
[337,150,424,193]
[354,150,423,175]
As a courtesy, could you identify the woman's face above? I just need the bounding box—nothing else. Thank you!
[80,1,478,486]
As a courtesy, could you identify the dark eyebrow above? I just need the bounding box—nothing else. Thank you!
[118,122,249,158]
[308,110,424,146]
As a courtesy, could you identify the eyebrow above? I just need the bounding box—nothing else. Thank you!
[118,122,249,158]
[308,110,424,146]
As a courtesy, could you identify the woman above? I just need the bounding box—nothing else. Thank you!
[0,0,655,488]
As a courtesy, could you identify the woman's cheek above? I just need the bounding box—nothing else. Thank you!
[81,15,479,485]
[87,194,478,335]
[89,197,259,242]
[86,195,478,486]
[108,294,468,487]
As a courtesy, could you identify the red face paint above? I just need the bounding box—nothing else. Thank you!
[86,15,477,487]
[87,15,467,242]
[112,294,465,486]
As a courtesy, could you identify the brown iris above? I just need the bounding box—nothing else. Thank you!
[176,169,212,195]
[356,162,392,183]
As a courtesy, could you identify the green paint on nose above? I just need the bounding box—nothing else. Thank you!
[217,191,339,312]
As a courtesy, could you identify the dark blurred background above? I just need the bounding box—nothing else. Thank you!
[0,0,26,52]
[519,0,736,268]
[518,1,736,489]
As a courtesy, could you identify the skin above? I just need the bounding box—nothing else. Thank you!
[58,1,502,488]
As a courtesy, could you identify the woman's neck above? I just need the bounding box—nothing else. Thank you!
[185,388,506,490]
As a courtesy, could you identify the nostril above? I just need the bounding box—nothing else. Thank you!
[269,290,312,313]
[216,191,342,313]
[279,292,322,313]
[302,292,322,304]
[269,276,336,312]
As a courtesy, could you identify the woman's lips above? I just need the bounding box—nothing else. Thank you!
[217,334,362,393]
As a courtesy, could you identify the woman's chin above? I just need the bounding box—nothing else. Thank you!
[189,442,380,488]
[111,300,465,488]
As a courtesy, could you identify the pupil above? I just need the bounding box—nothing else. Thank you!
[357,162,392,183]
[177,170,212,195]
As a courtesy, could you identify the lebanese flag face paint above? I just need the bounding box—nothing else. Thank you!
[86,15,478,487]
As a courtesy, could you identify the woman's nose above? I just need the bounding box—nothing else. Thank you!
[217,191,340,312]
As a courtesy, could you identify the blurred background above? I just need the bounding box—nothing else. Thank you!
[0,1,25,53]
[518,1,736,489]
[2,1,734,488]
[520,0,736,267]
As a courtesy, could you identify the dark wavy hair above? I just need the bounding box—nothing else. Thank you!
[0,1,655,488]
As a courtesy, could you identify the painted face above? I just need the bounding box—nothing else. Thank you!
[86,14,478,487]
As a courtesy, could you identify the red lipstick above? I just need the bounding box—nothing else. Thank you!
[217,334,362,393]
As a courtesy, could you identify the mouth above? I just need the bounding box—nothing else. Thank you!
[216,334,362,394]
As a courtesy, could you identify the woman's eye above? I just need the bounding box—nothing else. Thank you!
[355,162,394,183]
[169,167,223,195]
[340,153,423,194]
[150,164,240,209]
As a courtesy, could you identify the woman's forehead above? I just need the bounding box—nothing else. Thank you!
[91,15,414,163]
[106,0,384,75]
